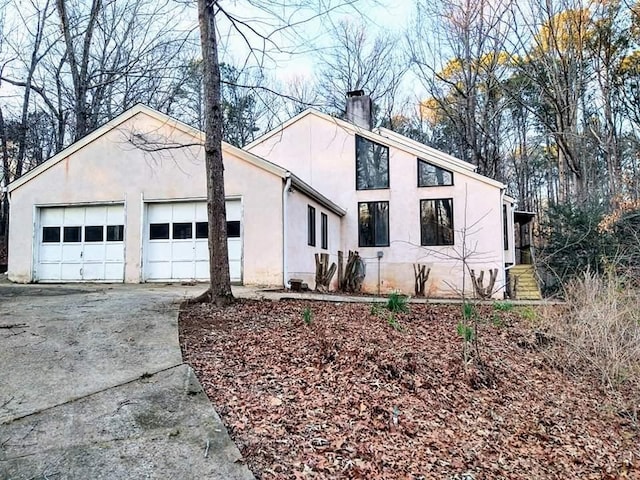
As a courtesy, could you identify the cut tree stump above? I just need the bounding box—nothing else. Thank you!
[470,268,498,299]
[339,250,365,293]
[315,253,337,292]
[413,264,431,297]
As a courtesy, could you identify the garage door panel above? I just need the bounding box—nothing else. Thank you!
[82,263,104,280]
[61,263,82,280]
[38,264,61,280]
[172,203,196,222]
[172,261,195,279]
[40,245,62,262]
[61,245,82,261]
[144,262,170,280]
[83,244,105,261]
[170,242,195,261]
[195,202,207,221]
[195,261,209,279]
[41,208,64,225]
[146,242,171,261]
[84,206,107,224]
[104,263,124,280]
[105,244,124,262]
[228,239,241,258]
[107,205,124,224]
[63,207,85,224]
[194,241,208,257]
[145,200,241,282]
[37,205,124,282]
[226,201,241,221]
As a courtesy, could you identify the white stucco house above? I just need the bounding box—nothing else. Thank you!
[7,94,517,298]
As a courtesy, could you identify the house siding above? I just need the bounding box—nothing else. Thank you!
[285,189,342,289]
[8,112,283,285]
[248,113,507,298]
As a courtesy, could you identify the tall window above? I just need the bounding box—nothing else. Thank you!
[503,205,509,250]
[420,199,454,246]
[359,201,389,247]
[308,205,316,246]
[356,135,389,190]
[418,159,453,187]
[321,213,328,250]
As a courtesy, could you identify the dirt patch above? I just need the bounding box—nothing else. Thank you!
[179,300,639,479]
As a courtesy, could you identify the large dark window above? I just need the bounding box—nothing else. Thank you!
[308,205,316,246]
[356,135,389,190]
[63,226,82,243]
[84,226,104,242]
[42,226,61,243]
[321,213,328,250]
[149,223,170,240]
[358,201,389,247]
[418,159,453,187]
[420,199,454,246]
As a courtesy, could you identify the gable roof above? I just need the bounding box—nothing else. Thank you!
[246,108,506,190]
[7,104,345,216]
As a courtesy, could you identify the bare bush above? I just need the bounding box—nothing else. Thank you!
[543,270,640,394]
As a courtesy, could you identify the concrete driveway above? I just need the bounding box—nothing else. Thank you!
[0,283,254,479]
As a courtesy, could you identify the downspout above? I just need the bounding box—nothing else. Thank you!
[282,173,292,288]
[500,188,506,298]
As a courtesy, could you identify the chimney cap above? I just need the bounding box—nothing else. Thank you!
[347,89,366,98]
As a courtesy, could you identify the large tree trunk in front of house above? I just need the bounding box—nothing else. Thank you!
[198,0,233,305]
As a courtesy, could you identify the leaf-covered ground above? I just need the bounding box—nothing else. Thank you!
[179,300,639,479]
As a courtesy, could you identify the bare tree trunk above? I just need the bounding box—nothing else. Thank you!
[0,105,9,249]
[198,0,233,305]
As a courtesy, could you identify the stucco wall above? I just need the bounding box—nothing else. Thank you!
[8,112,283,285]
[248,113,508,298]
[285,189,342,289]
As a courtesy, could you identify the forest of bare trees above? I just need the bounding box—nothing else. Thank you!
[2,0,640,290]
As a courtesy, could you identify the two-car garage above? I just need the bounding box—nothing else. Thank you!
[35,199,242,283]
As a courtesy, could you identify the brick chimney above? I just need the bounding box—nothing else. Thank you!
[345,90,372,130]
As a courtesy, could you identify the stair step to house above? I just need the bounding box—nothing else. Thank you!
[510,264,542,300]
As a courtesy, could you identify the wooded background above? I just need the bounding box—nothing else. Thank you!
[2,0,639,290]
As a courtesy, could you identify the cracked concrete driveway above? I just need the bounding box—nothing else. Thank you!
[0,283,254,480]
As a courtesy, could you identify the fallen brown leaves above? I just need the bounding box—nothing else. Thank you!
[179,300,639,479]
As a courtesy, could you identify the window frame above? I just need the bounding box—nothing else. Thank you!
[355,135,390,191]
[107,225,124,242]
[307,205,316,246]
[358,201,390,248]
[417,158,454,188]
[63,226,82,243]
[321,213,328,250]
[420,198,455,247]
[149,223,170,240]
[42,226,61,243]
[84,225,104,242]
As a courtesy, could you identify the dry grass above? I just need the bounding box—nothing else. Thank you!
[541,270,640,423]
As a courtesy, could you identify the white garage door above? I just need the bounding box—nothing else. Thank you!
[144,200,242,282]
[37,205,125,282]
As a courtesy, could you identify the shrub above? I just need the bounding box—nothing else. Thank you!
[386,292,409,313]
[302,307,313,326]
[543,270,640,389]
[493,301,514,312]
